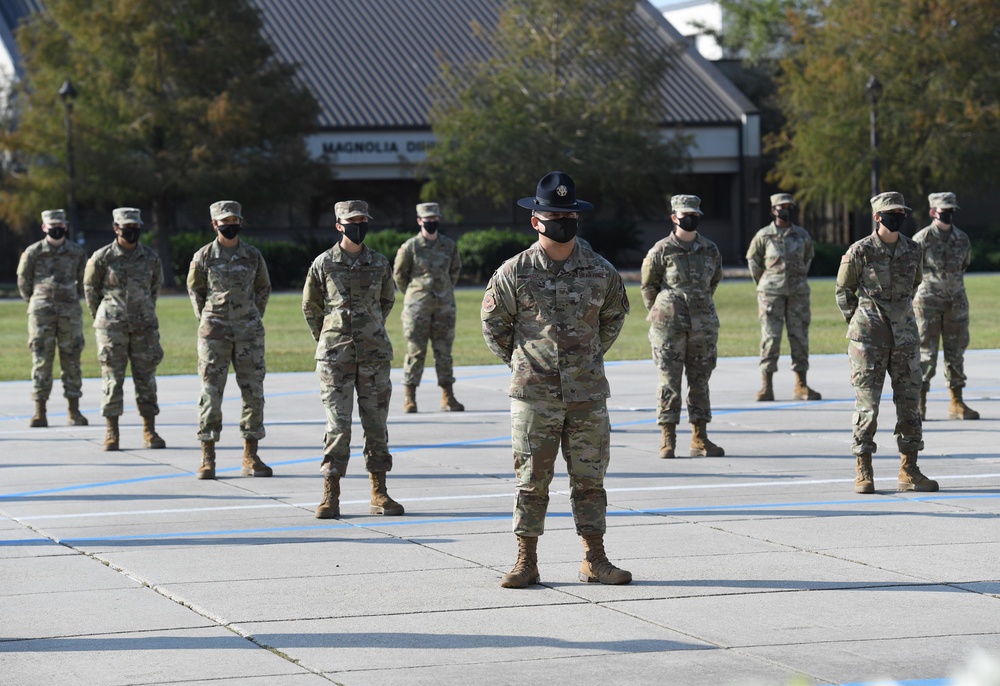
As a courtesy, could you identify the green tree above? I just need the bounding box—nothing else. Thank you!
[423,0,689,219]
[767,0,1000,210]
[0,0,327,285]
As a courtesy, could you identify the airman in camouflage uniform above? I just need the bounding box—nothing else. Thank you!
[304,200,403,519]
[186,201,273,480]
[16,209,88,428]
[836,192,937,494]
[912,192,978,421]
[641,194,725,460]
[393,202,464,413]
[482,171,631,589]
[746,193,822,402]
[84,208,165,451]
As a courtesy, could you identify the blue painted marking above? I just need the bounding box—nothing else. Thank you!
[3,493,999,546]
[840,679,951,686]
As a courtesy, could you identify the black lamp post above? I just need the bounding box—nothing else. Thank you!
[58,79,81,245]
[866,75,882,201]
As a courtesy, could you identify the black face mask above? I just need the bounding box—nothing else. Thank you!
[218,223,242,240]
[119,227,141,244]
[676,215,699,232]
[46,226,67,240]
[937,210,954,225]
[775,208,795,223]
[422,220,439,234]
[537,217,578,244]
[343,221,369,246]
[878,213,906,233]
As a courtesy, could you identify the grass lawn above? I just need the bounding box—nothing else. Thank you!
[1,274,998,382]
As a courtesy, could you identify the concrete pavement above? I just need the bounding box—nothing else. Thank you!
[1,351,998,685]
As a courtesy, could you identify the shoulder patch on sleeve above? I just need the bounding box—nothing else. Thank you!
[482,292,496,313]
[840,254,851,264]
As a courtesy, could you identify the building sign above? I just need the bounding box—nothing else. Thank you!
[307,131,436,165]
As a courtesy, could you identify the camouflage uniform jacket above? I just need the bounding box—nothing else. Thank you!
[641,232,723,332]
[187,239,270,341]
[912,223,971,306]
[393,234,461,305]
[16,239,86,316]
[746,222,814,294]
[836,232,923,348]
[302,243,395,364]
[481,241,629,402]
[84,240,163,330]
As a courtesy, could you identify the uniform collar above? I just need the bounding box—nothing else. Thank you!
[531,240,585,273]
[331,241,372,265]
[210,238,250,260]
[666,231,703,251]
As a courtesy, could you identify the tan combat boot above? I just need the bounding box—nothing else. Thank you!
[29,400,48,428]
[792,371,822,401]
[579,533,632,585]
[690,420,725,457]
[197,442,216,479]
[755,372,774,401]
[659,423,676,459]
[948,388,980,420]
[898,452,939,492]
[67,397,89,426]
[919,386,928,421]
[855,453,874,494]
[403,384,417,414]
[142,415,166,449]
[500,535,540,588]
[242,439,273,477]
[104,416,120,451]
[369,471,404,515]
[315,470,341,519]
[440,384,465,412]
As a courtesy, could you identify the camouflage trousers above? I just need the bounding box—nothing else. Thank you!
[401,300,457,386]
[914,297,970,390]
[28,311,85,401]
[317,359,392,476]
[650,325,718,425]
[511,397,610,537]
[758,291,811,373]
[848,341,923,456]
[96,327,163,417]
[196,336,266,442]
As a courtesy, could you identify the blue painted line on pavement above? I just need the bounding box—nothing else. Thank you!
[4,492,999,546]
[0,435,510,499]
[841,679,951,686]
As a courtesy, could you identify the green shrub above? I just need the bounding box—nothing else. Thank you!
[365,229,413,262]
[457,228,536,283]
[811,242,846,277]
[168,231,215,285]
[966,225,1000,272]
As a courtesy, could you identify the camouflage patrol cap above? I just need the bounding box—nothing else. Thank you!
[670,194,703,216]
[41,209,67,225]
[210,200,243,221]
[927,192,960,209]
[112,207,143,226]
[416,202,441,218]
[770,193,796,207]
[335,200,372,222]
[870,191,911,213]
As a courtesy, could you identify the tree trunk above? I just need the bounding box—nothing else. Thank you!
[151,195,177,289]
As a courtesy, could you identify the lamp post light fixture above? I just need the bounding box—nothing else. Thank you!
[866,75,882,201]
[58,79,82,245]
